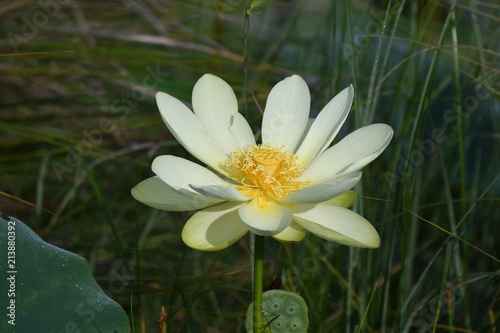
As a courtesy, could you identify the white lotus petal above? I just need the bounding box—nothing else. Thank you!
[299,123,393,184]
[295,85,354,167]
[190,184,250,201]
[293,204,380,248]
[152,155,231,193]
[181,201,248,251]
[156,91,227,171]
[262,75,310,152]
[131,176,222,211]
[238,199,293,236]
[272,221,306,243]
[192,74,255,153]
[229,113,257,148]
[279,172,361,204]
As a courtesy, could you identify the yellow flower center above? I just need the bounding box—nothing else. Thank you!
[223,144,308,206]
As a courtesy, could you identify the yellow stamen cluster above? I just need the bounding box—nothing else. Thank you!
[223,144,307,206]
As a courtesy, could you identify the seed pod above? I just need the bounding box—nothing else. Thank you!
[246,290,309,332]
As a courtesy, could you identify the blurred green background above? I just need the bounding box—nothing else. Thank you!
[1,0,499,332]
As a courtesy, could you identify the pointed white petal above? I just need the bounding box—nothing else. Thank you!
[182,202,248,251]
[295,85,354,166]
[299,124,393,184]
[230,113,257,148]
[272,221,306,243]
[192,74,255,153]
[278,172,361,204]
[293,204,380,248]
[131,176,222,211]
[156,91,227,171]
[190,184,249,201]
[238,199,293,236]
[262,75,310,152]
[152,155,231,193]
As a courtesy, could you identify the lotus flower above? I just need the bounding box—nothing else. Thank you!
[132,74,393,251]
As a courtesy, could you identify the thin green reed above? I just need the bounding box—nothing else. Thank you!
[335,0,347,94]
[400,0,458,328]
[361,3,403,326]
[468,0,488,84]
[450,0,466,217]
[344,2,357,331]
[450,4,472,328]
[244,2,250,119]
[378,2,407,329]
[434,242,453,333]
[371,0,407,117]
[364,0,392,126]
[439,141,462,331]
[375,0,436,327]
[36,151,51,224]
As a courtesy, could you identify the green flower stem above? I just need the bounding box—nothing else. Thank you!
[253,234,264,332]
